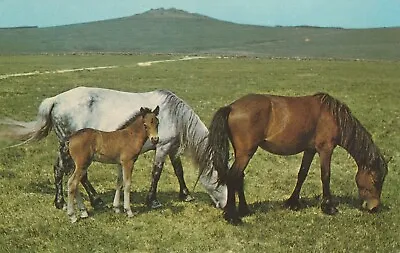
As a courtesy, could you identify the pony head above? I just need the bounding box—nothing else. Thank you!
[355,156,388,212]
[141,106,160,145]
[199,169,227,209]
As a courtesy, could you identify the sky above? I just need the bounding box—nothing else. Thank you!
[0,0,399,29]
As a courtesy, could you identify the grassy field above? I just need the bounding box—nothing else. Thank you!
[0,54,399,252]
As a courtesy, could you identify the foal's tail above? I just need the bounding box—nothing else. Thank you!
[0,97,56,148]
[204,106,232,185]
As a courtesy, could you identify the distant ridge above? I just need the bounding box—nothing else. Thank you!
[139,7,212,19]
[0,26,38,29]
[0,8,399,60]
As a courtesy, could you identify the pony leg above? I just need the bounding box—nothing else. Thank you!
[146,149,169,209]
[169,153,194,202]
[122,160,135,217]
[81,172,104,208]
[237,170,251,217]
[53,154,66,210]
[113,166,123,214]
[225,176,238,223]
[67,170,81,223]
[225,153,253,224]
[319,149,338,215]
[75,185,89,219]
[285,150,316,210]
[54,143,75,210]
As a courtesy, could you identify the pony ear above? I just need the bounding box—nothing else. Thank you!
[153,106,160,116]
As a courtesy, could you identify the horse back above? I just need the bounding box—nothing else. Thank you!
[228,94,338,155]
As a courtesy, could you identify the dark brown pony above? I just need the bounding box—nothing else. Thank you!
[205,93,388,224]
[66,106,159,223]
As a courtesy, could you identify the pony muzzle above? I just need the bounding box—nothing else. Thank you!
[361,198,380,213]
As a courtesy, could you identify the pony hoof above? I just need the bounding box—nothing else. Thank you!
[238,207,252,217]
[114,207,121,214]
[230,218,243,225]
[368,206,380,213]
[69,215,78,223]
[148,200,163,209]
[91,198,105,209]
[125,209,138,218]
[54,199,66,210]
[80,210,89,219]
[224,216,242,225]
[181,194,195,202]
[284,199,302,211]
[322,205,339,215]
[223,212,242,225]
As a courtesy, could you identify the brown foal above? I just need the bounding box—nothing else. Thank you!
[66,106,159,223]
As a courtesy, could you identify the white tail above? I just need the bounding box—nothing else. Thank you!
[0,97,56,148]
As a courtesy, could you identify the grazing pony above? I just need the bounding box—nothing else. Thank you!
[66,106,159,223]
[1,87,227,210]
[204,92,388,224]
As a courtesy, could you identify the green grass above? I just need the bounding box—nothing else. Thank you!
[0,55,399,252]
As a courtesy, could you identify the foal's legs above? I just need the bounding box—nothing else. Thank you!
[285,149,316,210]
[113,166,124,214]
[54,144,103,210]
[75,182,89,219]
[67,165,86,223]
[169,153,194,202]
[121,160,135,217]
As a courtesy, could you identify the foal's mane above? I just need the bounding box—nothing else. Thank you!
[117,107,153,130]
[315,92,387,176]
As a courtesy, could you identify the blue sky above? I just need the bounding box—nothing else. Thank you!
[0,0,399,28]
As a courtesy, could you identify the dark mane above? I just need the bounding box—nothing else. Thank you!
[117,107,152,130]
[315,92,388,177]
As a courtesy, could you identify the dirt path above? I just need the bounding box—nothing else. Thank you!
[137,56,209,66]
[0,56,211,80]
[0,66,118,80]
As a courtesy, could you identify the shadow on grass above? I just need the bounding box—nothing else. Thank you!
[24,180,391,215]
[0,169,16,179]
[23,179,216,213]
[89,190,215,216]
[26,180,54,195]
[249,194,391,214]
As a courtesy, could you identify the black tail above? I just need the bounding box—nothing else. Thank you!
[205,106,232,185]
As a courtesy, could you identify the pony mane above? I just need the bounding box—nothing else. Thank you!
[315,92,388,177]
[158,90,209,163]
[117,107,152,130]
